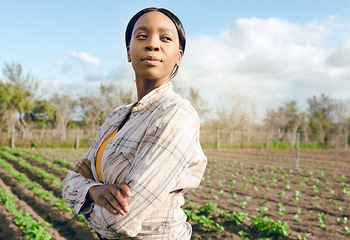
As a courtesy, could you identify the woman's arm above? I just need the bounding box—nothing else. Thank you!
[84,104,203,238]
[73,159,132,216]
[62,105,131,215]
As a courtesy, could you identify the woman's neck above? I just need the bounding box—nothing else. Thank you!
[136,78,170,101]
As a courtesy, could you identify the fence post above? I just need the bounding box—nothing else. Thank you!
[217,129,220,149]
[41,125,45,148]
[11,124,15,149]
[75,127,80,150]
[296,132,300,170]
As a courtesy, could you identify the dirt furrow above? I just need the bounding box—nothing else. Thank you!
[0,203,25,240]
[2,155,63,198]
[0,167,98,240]
[0,177,65,240]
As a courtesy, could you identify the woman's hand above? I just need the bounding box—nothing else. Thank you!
[74,159,94,180]
[74,159,132,215]
[88,183,132,215]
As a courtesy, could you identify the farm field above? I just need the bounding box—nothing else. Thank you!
[0,147,349,239]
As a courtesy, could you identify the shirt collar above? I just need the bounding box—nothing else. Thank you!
[132,82,173,112]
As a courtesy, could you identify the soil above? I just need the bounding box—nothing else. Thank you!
[0,152,98,240]
[185,149,350,240]
[0,148,349,240]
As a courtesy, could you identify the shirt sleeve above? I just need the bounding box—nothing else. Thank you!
[62,108,120,214]
[85,104,200,238]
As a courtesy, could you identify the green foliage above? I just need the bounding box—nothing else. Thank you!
[238,230,249,240]
[0,157,75,217]
[230,211,249,225]
[0,188,52,240]
[294,190,301,203]
[251,214,290,237]
[318,212,326,228]
[277,203,286,217]
[268,141,291,150]
[0,150,62,189]
[345,226,350,236]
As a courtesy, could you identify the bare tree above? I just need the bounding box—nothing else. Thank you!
[216,90,256,147]
[79,96,102,137]
[51,94,77,140]
[333,99,350,149]
[265,100,305,147]
[187,87,211,120]
[99,82,135,121]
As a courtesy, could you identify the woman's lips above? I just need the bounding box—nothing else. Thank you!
[142,56,161,66]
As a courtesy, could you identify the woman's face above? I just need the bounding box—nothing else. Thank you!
[127,11,183,81]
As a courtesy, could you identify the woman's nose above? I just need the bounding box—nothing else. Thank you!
[145,37,160,51]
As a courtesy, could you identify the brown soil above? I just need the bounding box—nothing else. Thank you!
[1,148,349,240]
[185,149,350,240]
[0,158,98,240]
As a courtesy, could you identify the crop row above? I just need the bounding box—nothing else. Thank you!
[184,200,291,239]
[0,187,52,240]
[0,157,76,216]
[0,149,62,189]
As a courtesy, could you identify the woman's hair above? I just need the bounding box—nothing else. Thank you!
[125,7,186,78]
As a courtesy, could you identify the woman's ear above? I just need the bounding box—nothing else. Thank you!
[176,49,184,66]
[127,46,131,62]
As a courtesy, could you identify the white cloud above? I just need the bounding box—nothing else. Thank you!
[67,51,102,72]
[326,39,350,67]
[55,51,104,82]
[55,60,65,66]
[176,16,350,117]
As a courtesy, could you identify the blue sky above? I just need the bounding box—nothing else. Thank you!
[1,0,350,118]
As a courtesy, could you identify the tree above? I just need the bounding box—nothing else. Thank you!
[79,96,102,136]
[333,99,350,149]
[264,100,304,146]
[99,82,135,122]
[307,94,335,145]
[24,100,56,128]
[187,87,210,120]
[216,90,256,147]
[51,94,77,140]
[0,63,36,137]
[283,100,303,145]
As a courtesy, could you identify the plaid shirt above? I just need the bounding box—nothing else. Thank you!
[62,82,207,239]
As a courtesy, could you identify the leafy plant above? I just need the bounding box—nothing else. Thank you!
[293,208,303,222]
[238,230,249,240]
[0,188,52,240]
[294,190,301,203]
[251,214,289,237]
[280,190,287,199]
[318,212,326,228]
[345,226,350,236]
[230,211,249,225]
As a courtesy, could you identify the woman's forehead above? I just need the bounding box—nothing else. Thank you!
[133,11,177,33]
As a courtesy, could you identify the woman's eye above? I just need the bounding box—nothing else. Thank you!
[136,34,147,39]
[161,36,172,42]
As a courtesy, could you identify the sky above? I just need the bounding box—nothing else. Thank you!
[1,0,350,119]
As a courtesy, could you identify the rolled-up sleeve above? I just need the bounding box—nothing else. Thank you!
[85,104,200,238]
[62,109,120,214]
[62,170,103,214]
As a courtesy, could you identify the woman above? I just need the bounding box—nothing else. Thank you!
[62,7,207,240]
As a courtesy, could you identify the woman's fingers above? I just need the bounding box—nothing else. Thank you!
[118,183,132,197]
[111,186,130,214]
[81,159,92,170]
[104,190,126,215]
[89,184,131,216]
[74,159,94,179]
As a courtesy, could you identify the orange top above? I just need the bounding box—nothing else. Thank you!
[95,127,118,182]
